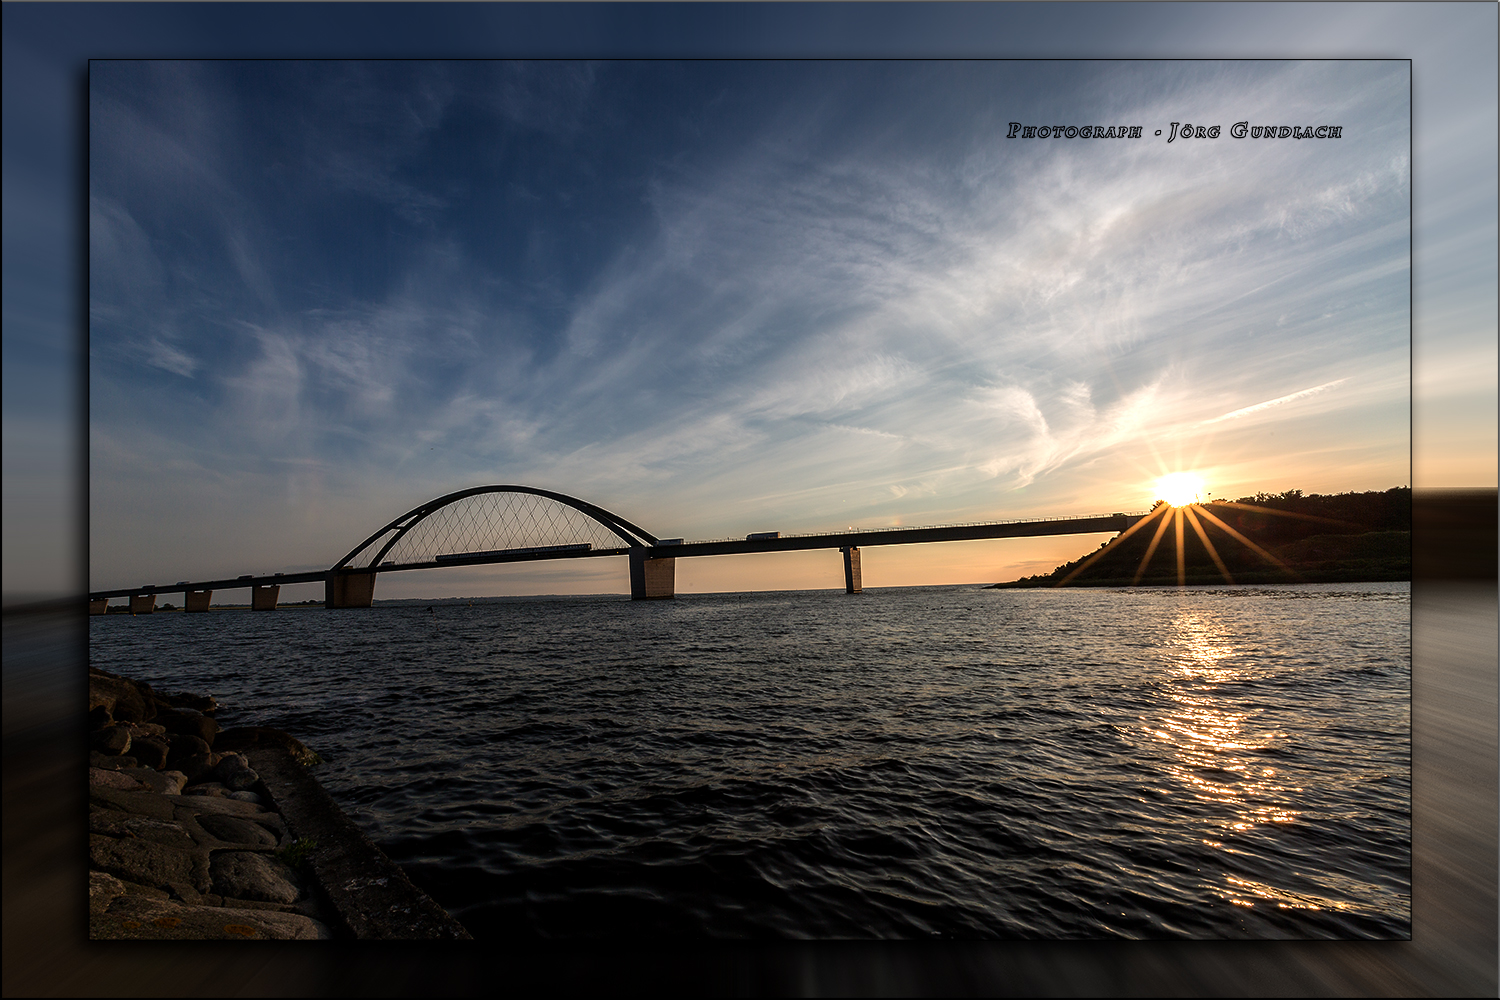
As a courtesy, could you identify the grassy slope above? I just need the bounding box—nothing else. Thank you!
[993,488,1412,588]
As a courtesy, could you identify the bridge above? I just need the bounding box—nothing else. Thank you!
[88,484,1147,613]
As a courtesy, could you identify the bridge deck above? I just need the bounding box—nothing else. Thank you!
[88,512,1147,599]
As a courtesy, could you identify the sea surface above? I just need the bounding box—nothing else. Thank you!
[88,582,1412,939]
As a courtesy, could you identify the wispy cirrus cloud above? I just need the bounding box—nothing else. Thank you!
[1204,378,1351,424]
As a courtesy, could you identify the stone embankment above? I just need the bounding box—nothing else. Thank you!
[87,666,470,940]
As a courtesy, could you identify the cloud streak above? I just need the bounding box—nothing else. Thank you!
[1203,378,1351,424]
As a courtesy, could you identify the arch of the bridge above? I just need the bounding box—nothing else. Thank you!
[331,485,658,571]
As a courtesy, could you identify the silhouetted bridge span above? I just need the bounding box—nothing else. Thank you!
[89,484,1146,612]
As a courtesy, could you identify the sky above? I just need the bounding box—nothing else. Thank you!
[5,4,1496,601]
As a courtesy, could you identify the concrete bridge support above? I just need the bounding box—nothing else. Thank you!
[327,571,376,609]
[185,590,212,613]
[842,546,863,594]
[629,550,675,600]
[129,594,155,615]
[90,599,108,616]
[251,584,280,611]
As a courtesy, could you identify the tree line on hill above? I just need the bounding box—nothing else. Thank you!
[993,487,1411,588]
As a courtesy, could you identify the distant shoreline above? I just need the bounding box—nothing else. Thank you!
[988,570,1412,589]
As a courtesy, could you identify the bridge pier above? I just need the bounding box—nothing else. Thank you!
[326,571,376,608]
[842,546,863,594]
[90,599,108,616]
[185,589,212,613]
[251,584,280,611]
[629,550,675,600]
[129,594,155,615]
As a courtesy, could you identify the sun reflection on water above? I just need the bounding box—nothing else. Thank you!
[1150,607,1301,843]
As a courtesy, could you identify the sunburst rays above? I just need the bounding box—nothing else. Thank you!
[1052,492,1332,588]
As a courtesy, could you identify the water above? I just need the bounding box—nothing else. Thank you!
[89,583,1411,939]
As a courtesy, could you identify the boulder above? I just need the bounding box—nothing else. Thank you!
[158,689,219,713]
[88,673,154,724]
[90,784,177,820]
[89,832,210,897]
[176,751,222,785]
[124,722,167,739]
[194,812,279,848]
[166,734,212,766]
[89,751,138,770]
[155,706,219,745]
[113,767,179,795]
[129,737,170,771]
[215,727,320,767]
[212,753,261,792]
[91,726,132,755]
[92,894,329,940]
[89,810,197,850]
[90,767,151,792]
[184,782,231,798]
[211,851,303,904]
[173,794,278,820]
[89,871,129,914]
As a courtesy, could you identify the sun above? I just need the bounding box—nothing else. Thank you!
[1155,472,1205,508]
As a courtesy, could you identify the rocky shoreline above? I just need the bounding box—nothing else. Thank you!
[87,666,470,940]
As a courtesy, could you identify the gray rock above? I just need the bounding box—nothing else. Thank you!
[92,894,329,940]
[90,832,210,897]
[194,812,279,848]
[89,751,138,770]
[177,751,222,784]
[88,672,154,724]
[166,733,211,766]
[89,767,151,792]
[215,727,319,767]
[160,690,218,713]
[92,725,132,755]
[129,737,170,770]
[173,794,279,821]
[184,781,231,797]
[228,791,262,804]
[155,706,219,745]
[125,722,167,739]
[211,851,303,904]
[114,767,177,795]
[89,810,197,850]
[89,871,128,913]
[91,784,177,820]
[212,753,260,792]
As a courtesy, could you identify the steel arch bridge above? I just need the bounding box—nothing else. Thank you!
[335,484,658,570]
[87,483,1147,610]
[324,484,666,605]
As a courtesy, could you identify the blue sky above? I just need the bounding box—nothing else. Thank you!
[5,5,1496,600]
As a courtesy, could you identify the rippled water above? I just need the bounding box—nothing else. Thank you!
[90,582,1411,939]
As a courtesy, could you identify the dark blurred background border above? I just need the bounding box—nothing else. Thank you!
[4,2,1496,994]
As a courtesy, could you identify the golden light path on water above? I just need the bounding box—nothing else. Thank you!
[1155,606,1357,915]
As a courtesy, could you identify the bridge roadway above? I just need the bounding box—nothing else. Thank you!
[89,510,1146,609]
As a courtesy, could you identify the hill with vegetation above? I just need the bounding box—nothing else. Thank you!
[992,487,1411,588]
